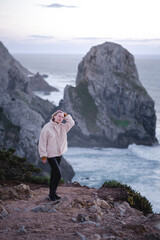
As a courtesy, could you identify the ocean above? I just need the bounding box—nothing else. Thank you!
[13,53,160,213]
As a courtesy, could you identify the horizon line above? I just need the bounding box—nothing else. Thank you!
[12,52,160,56]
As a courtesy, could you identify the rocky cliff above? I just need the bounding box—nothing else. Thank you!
[60,42,158,148]
[0,41,74,182]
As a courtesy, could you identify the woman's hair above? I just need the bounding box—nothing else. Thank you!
[52,110,63,121]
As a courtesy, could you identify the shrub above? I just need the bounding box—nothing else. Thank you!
[0,147,48,185]
[60,178,65,184]
[102,180,153,215]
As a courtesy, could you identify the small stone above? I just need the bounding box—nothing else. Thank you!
[5,227,11,232]
[0,206,8,217]
[96,223,101,227]
[102,236,116,240]
[102,234,107,239]
[23,208,30,212]
[91,233,101,240]
[31,206,47,212]
[155,221,160,230]
[71,217,77,222]
[96,199,110,209]
[48,208,58,213]
[88,205,97,213]
[14,208,22,212]
[18,225,27,234]
[0,214,4,219]
[75,231,86,240]
[82,221,100,227]
[94,213,102,222]
[114,202,126,216]
[77,213,89,223]
[96,207,103,216]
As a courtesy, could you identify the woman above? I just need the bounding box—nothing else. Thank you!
[38,110,75,201]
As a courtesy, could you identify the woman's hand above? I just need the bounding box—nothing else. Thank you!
[42,157,47,164]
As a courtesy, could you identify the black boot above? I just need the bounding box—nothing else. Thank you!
[55,193,61,200]
[48,194,57,201]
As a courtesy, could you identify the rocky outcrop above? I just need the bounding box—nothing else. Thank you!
[60,42,158,147]
[0,41,75,182]
[0,183,32,201]
[29,72,59,93]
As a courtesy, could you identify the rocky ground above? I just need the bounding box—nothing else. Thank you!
[0,182,160,240]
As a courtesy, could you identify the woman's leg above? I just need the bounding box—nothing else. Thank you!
[48,156,62,198]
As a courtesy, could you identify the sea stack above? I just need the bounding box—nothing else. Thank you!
[29,72,59,93]
[60,42,158,147]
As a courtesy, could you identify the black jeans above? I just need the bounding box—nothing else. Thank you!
[48,156,62,196]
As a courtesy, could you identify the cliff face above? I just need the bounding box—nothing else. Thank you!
[60,42,158,147]
[0,41,74,182]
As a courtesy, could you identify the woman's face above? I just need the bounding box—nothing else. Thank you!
[54,112,64,123]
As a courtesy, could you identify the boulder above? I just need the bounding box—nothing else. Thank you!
[60,42,158,147]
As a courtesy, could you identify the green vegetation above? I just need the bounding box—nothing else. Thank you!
[110,117,130,127]
[0,147,50,185]
[69,82,98,116]
[102,180,153,215]
[68,82,100,133]
[60,178,65,184]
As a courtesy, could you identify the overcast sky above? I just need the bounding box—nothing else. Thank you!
[0,0,160,54]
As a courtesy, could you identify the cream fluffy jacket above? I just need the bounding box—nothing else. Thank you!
[38,115,75,158]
